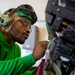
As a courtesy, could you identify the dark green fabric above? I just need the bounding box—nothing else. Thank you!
[0,31,36,75]
[22,69,37,75]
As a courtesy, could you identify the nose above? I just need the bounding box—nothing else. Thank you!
[25,27,32,33]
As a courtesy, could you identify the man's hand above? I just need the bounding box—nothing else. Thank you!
[32,41,48,61]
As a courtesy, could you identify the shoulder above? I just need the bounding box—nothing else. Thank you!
[14,42,21,49]
[13,42,21,57]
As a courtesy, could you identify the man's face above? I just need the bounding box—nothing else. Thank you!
[9,18,31,44]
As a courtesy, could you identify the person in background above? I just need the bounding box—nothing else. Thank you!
[0,4,48,75]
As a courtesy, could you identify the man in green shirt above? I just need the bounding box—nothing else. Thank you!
[0,4,48,75]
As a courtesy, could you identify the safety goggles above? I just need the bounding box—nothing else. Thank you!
[17,19,31,29]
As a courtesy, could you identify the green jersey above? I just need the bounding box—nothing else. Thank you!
[0,31,36,75]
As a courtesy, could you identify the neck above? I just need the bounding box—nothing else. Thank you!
[0,26,14,44]
[6,32,14,44]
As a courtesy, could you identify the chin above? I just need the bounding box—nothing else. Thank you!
[17,40,25,44]
[16,38,26,44]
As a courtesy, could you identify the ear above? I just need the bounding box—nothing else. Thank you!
[0,8,14,27]
[0,13,9,26]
